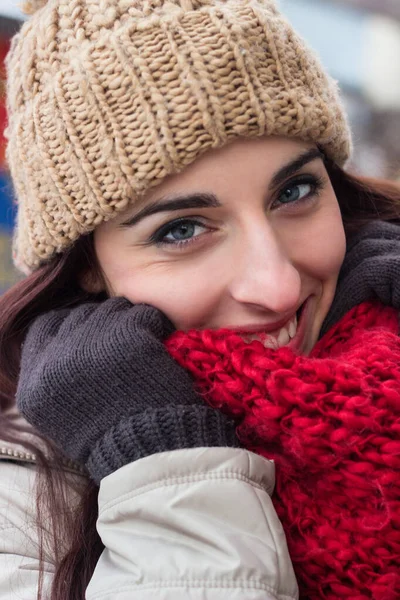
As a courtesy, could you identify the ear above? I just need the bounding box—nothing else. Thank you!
[79,268,106,294]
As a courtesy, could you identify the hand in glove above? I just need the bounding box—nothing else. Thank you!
[321,220,400,336]
[16,298,240,484]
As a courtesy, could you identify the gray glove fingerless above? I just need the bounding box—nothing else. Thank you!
[16,298,240,484]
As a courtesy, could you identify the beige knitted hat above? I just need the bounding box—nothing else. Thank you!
[6,0,352,274]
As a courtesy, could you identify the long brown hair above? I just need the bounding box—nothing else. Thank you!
[1,159,400,599]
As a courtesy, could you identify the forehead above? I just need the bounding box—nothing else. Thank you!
[150,136,317,193]
[107,136,319,229]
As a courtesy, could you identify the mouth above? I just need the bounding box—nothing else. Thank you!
[240,298,311,353]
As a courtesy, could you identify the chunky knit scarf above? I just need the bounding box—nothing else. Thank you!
[166,301,400,600]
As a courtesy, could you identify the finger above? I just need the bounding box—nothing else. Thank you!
[346,221,400,253]
[340,239,399,280]
[24,307,72,349]
[126,304,176,339]
[54,302,102,339]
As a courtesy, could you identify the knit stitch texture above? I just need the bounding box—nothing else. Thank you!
[322,220,400,335]
[16,298,240,485]
[6,0,351,273]
[166,301,400,599]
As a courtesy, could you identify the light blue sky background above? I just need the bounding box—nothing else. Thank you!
[0,0,25,20]
[280,0,367,91]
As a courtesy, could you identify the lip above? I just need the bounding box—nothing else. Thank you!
[288,296,313,353]
[223,295,315,353]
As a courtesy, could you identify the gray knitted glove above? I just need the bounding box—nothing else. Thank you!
[321,221,400,336]
[16,298,240,483]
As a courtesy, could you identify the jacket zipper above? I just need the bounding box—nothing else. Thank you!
[0,445,87,476]
[0,445,36,462]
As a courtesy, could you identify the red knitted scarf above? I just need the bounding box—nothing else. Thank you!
[166,301,400,600]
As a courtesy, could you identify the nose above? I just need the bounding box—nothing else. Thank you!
[229,223,302,315]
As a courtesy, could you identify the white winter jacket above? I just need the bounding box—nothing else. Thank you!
[0,430,299,599]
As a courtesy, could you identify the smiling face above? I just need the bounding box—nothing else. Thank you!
[88,136,346,354]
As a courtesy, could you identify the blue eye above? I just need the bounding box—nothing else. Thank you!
[151,218,209,247]
[278,182,313,204]
[164,221,197,242]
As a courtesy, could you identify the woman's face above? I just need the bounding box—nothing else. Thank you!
[90,136,346,354]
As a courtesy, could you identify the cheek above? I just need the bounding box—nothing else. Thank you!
[285,201,346,281]
[94,229,228,330]
[102,258,221,331]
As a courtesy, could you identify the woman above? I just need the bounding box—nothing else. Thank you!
[1,0,400,598]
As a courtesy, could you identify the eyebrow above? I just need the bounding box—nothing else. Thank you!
[270,148,324,189]
[119,193,221,228]
[119,147,324,228]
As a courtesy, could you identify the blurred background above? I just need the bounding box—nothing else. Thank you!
[0,0,399,292]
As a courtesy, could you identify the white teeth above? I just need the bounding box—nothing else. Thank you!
[241,313,298,349]
[264,337,278,350]
[288,314,297,339]
[277,327,290,348]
